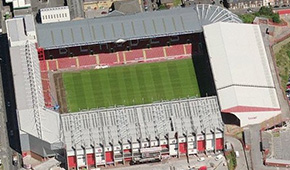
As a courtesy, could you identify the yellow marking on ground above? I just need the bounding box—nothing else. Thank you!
[143,49,147,61]
[123,51,126,63]
[183,44,187,54]
[76,57,80,68]
[46,60,50,70]
[56,60,59,69]
[117,52,120,63]
[163,47,167,57]
[96,54,99,64]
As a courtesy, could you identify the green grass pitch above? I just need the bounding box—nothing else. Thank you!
[62,59,200,112]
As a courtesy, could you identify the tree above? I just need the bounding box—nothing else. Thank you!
[240,14,255,23]
[259,6,273,16]
[223,0,230,9]
[272,13,281,23]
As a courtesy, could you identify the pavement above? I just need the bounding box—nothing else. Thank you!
[224,136,248,170]
[109,154,227,170]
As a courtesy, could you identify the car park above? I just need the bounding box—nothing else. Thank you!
[215,154,223,161]
[197,157,205,162]
[235,151,240,158]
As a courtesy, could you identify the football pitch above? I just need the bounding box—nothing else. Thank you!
[62,59,200,112]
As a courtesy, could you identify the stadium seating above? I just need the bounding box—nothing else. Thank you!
[184,44,192,55]
[165,44,185,57]
[78,55,97,67]
[145,47,165,59]
[39,61,48,71]
[58,58,77,69]
[41,71,49,80]
[42,80,50,91]
[48,60,58,70]
[124,49,144,62]
[43,91,52,107]
[117,52,124,63]
[40,71,52,107]
[99,53,118,65]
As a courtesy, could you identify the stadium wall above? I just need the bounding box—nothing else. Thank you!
[66,135,224,169]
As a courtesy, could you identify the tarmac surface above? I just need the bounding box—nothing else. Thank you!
[109,154,228,170]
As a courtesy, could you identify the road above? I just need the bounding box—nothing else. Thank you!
[224,136,248,170]
[0,68,11,170]
[110,155,227,170]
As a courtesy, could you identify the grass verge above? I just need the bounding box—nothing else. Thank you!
[274,42,290,90]
[226,151,237,170]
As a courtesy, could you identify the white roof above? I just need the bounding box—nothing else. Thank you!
[203,22,280,125]
[7,15,62,144]
[204,22,274,89]
[62,97,223,150]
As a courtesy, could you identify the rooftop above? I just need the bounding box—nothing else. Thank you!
[62,96,223,150]
[36,4,241,50]
[203,22,280,126]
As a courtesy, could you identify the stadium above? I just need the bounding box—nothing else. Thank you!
[5,4,286,170]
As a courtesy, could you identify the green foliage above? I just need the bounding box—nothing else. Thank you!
[239,6,281,23]
[158,4,167,10]
[275,42,290,91]
[226,151,237,170]
[259,6,273,16]
[287,50,290,60]
[240,14,256,23]
[63,59,200,112]
[272,13,281,23]
[173,0,181,6]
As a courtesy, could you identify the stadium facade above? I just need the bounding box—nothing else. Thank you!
[5,4,282,170]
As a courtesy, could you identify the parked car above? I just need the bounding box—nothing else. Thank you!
[215,154,223,161]
[197,157,205,162]
[235,151,240,158]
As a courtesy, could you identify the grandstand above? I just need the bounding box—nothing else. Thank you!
[5,4,243,170]
[62,96,224,168]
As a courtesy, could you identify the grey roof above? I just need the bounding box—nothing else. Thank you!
[6,18,26,42]
[61,96,224,150]
[36,4,242,50]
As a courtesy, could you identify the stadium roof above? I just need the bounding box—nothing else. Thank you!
[6,15,63,144]
[62,96,223,150]
[203,22,280,126]
[36,4,241,50]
